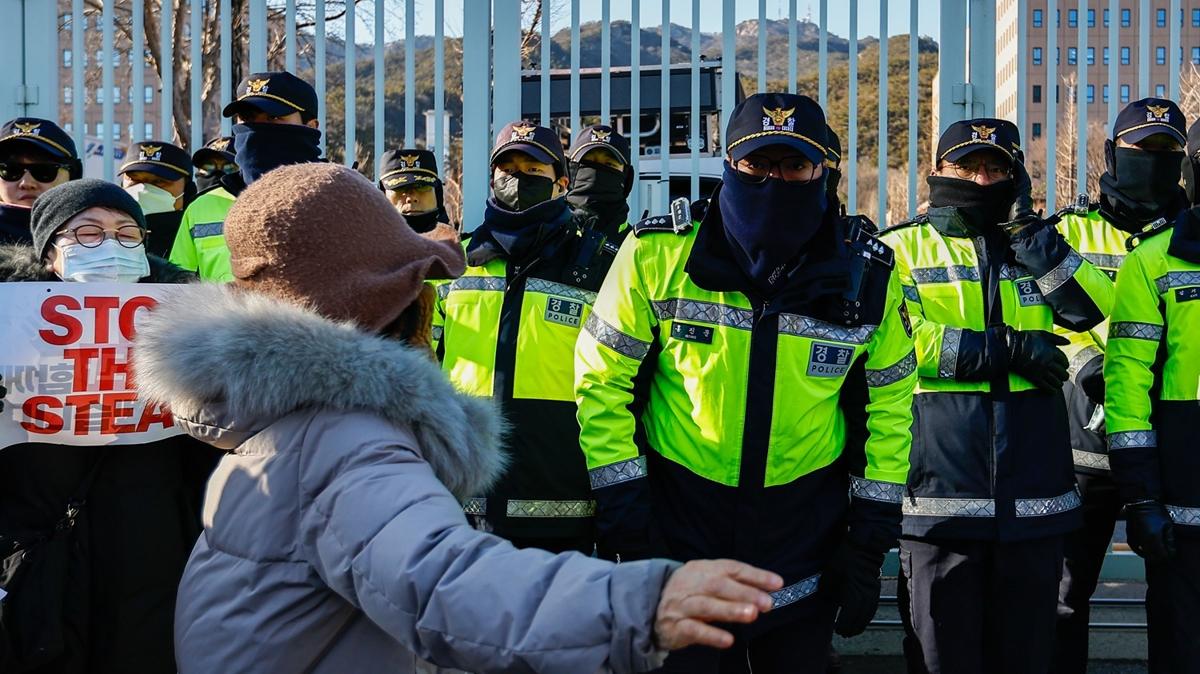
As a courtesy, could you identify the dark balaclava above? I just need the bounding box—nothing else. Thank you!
[232,122,323,185]
[1100,138,1185,225]
[567,160,631,237]
[926,174,1016,230]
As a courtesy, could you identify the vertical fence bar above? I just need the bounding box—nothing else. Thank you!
[937,0,966,131]
[102,0,115,179]
[788,0,797,93]
[631,0,641,219]
[660,0,670,213]
[190,0,202,150]
[1108,0,1117,129]
[132,0,144,142]
[374,0,384,177]
[72,0,84,154]
[1170,0,1181,99]
[493,0,521,131]
[1046,0,1057,212]
[217,0,228,136]
[601,0,611,123]
[461,0,491,229]
[1077,0,1087,195]
[571,0,581,136]
[848,0,858,213]
[286,0,297,73]
[908,0,918,217]
[435,0,445,168]
[721,0,734,147]
[1139,0,1149,97]
[405,0,415,148]
[250,0,266,72]
[344,0,356,165]
[819,0,828,108]
[690,0,699,201]
[316,0,326,154]
[1017,0,1027,141]
[757,0,766,93]
[540,0,550,125]
[878,0,888,224]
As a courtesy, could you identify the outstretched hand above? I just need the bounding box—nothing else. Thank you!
[653,559,783,651]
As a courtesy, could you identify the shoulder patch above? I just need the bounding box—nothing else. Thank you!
[632,197,694,237]
[1126,215,1173,251]
[847,219,895,269]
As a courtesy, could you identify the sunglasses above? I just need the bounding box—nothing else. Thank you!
[0,162,68,183]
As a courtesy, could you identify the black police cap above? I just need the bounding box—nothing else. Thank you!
[0,117,78,160]
[119,141,193,180]
[491,121,567,175]
[936,118,1020,165]
[379,148,441,190]
[725,93,827,165]
[569,125,631,166]
[1113,98,1186,146]
[192,136,236,166]
[222,71,319,120]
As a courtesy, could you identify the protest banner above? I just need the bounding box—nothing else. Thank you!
[0,283,181,449]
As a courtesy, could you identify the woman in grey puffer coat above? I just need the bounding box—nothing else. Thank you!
[133,163,783,674]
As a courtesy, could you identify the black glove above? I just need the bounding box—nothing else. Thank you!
[1007,155,1037,222]
[823,539,885,638]
[1075,353,1105,405]
[1006,328,1070,391]
[1125,500,1176,562]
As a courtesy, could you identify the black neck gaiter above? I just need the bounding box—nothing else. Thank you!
[466,196,571,265]
[1099,147,1185,226]
[233,122,323,185]
[927,176,1015,230]
[402,210,441,234]
[567,161,631,237]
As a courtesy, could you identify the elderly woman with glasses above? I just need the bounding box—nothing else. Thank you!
[0,179,221,674]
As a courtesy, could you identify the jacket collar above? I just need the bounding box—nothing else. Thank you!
[133,283,507,500]
[0,243,194,283]
[923,206,978,238]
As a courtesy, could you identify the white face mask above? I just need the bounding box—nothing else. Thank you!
[57,238,150,283]
[124,182,179,215]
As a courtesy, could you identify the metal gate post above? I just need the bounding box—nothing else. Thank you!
[461,0,492,231]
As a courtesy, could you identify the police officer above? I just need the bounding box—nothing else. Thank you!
[566,124,634,241]
[824,124,843,208]
[169,71,322,281]
[191,136,237,194]
[434,121,617,554]
[119,140,196,259]
[377,148,449,233]
[1102,118,1200,674]
[576,93,916,672]
[879,119,1112,673]
[1052,98,1188,674]
[0,118,81,244]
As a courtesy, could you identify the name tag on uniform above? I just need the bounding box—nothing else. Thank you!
[1016,279,1044,307]
[671,322,714,344]
[1175,286,1200,303]
[544,297,584,327]
[808,342,855,377]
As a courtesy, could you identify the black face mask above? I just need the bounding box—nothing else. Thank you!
[493,172,556,211]
[232,122,323,185]
[825,167,843,206]
[567,161,630,233]
[401,210,440,233]
[1100,145,1185,220]
[927,175,1016,229]
[194,170,223,193]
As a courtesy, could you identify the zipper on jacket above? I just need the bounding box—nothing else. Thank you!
[972,234,1002,496]
[734,292,780,561]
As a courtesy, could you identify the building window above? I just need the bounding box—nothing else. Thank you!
[1122,8,1132,27]
[1069,9,1078,27]
[1033,8,1043,27]
[1032,123,1043,139]
[1121,84,1131,103]
[1121,46,1131,65]
[1157,8,1167,27]
[95,87,103,103]
[63,122,72,133]
[1057,9,1061,27]
[1033,85,1042,103]
[144,86,153,104]
[112,50,120,66]
[1194,8,1200,27]
[80,13,86,30]
[1068,47,1077,65]
[1088,9,1096,27]
[1087,47,1095,65]
[60,13,71,29]
[1087,84,1095,104]
[63,86,72,104]
[144,123,154,139]
[1104,46,1110,65]
[1192,46,1200,64]
[1158,46,1167,65]
[1103,84,1109,103]
[63,49,71,67]
[112,123,120,140]
[1104,8,1110,27]
[1057,47,1061,64]
[1156,84,1166,98]
[1033,47,1043,65]
[112,86,120,104]
[95,49,102,65]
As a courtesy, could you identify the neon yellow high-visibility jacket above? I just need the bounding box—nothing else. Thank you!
[880,206,1111,541]
[1104,210,1200,533]
[434,205,620,542]
[576,192,915,621]
[168,185,236,282]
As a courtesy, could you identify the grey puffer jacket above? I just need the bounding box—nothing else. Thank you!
[133,283,677,674]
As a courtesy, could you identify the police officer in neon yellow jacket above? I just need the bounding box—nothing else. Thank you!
[1051,98,1189,674]
[880,119,1112,673]
[1103,118,1200,673]
[169,71,322,282]
[566,125,634,243]
[576,93,915,671]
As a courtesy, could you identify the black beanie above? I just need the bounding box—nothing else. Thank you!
[30,179,146,258]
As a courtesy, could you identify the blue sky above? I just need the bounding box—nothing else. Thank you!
[353,1,941,45]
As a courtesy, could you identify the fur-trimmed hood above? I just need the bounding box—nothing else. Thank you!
[0,243,196,283]
[133,283,506,499]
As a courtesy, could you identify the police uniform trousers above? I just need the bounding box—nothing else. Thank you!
[507,534,594,556]
[653,595,837,674]
[1146,538,1200,673]
[1053,471,1122,674]
[898,535,1064,674]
